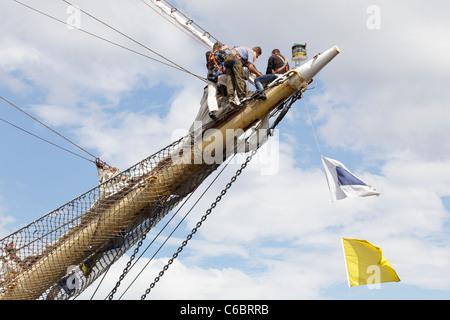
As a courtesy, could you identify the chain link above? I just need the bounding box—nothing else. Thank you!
[140,148,258,300]
[106,226,151,300]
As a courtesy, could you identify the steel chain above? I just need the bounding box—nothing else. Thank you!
[140,148,258,300]
[107,226,151,300]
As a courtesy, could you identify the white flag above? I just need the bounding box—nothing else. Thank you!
[321,156,380,201]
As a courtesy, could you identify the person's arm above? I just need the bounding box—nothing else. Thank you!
[248,63,262,77]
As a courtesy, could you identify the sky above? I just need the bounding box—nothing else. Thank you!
[1,0,450,300]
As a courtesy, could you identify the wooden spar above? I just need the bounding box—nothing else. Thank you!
[0,46,339,300]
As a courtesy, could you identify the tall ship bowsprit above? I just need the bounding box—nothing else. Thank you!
[0,0,339,300]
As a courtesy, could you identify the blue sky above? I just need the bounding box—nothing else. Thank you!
[2,0,450,300]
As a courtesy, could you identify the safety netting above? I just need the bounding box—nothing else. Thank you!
[0,79,297,300]
[0,125,221,300]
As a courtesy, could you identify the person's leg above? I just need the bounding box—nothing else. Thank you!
[254,74,276,100]
[233,60,246,99]
[254,77,264,92]
[207,82,219,112]
[255,74,277,91]
[224,54,238,101]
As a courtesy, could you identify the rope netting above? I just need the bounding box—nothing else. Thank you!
[0,69,305,300]
[0,128,220,300]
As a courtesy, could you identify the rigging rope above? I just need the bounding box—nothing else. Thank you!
[12,0,196,75]
[0,115,93,163]
[302,91,322,156]
[60,0,207,83]
[9,0,211,165]
[0,95,98,163]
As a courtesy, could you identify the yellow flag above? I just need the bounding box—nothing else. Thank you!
[342,238,400,287]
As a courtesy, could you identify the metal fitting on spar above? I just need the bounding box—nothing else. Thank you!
[297,46,341,83]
